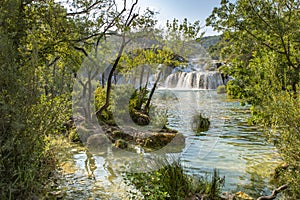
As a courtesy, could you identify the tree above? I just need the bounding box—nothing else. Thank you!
[206,0,300,198]
[207,0,300,99]
[0,0,159,198]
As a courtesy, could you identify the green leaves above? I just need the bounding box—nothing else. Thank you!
[207,1,300,197]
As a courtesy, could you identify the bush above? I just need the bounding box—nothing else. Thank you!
[94,86,114,123]
[95,84,152,125]
[247,52,300,199]
[123,157,224,200]
[225,80,245,99]
[258,89,300,199]
[216,85,226,94]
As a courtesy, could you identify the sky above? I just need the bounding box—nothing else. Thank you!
[137,0,223,36]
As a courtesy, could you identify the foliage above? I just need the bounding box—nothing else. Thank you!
[123,157,224,200]
[0,0,207,198]
[207,0,300,197]
[191,113,211,133]
[245,51,300,199]
[165,18,204,60]
[0,2,71,198]
[0,0,160,198]
[207,0,300,100]
[94,84,150,125]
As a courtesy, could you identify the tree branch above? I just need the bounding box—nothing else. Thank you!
[95,5,127,49]
[95,36,126,117]
[66,1,102,16]
[125,0,138,26]
[257,184,288,200]
[47,56,60,67]
[74,46,89,57]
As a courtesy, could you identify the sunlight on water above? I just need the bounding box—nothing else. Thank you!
[162,90,281,197]
[59,90,281,199]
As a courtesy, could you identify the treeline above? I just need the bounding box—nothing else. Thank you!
[207,0,300,198]
[0,0,204,199]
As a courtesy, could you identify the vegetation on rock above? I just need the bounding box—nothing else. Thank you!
[191,113,210,133]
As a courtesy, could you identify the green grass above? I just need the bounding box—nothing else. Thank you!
[123,156,224,200]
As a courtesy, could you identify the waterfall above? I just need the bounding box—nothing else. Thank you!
[164,71,224,89]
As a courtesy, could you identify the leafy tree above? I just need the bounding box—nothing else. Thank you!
[0,0,160,198]
[207,0,300,198]
[207,0,300,97]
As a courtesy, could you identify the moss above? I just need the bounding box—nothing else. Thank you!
[114,139,128,149]
[68,129,81,143]
[130,109,150,125]
[111,130,134,141]
[216,85,226,94]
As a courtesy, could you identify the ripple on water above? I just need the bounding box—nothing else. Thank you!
[59,90,281,199]
[164,90,281,196]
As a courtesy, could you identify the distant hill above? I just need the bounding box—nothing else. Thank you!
[200,35,221,50]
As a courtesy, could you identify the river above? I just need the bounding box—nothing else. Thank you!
[55,90,281,199]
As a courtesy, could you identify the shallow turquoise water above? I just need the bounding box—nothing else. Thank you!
[159,90,280,197]
[58,90,281,199]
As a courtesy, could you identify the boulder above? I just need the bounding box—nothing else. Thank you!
[138,132,185,152]
[130,109,150,125]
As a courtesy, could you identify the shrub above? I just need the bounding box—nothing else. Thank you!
[123,157,224,200]
[216,85,226,94]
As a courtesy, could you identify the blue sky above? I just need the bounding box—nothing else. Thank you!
[138,0,223,36]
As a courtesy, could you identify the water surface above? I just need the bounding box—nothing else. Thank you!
[58,90,281,199]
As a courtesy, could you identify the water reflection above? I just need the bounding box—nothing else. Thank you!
[58,90,281,199]
[162,90,280,195]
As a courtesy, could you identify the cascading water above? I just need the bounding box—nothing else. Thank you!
[164,71,224,89]
[164,60,225,89]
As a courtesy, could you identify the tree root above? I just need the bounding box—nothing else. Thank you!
[257,184,288,200]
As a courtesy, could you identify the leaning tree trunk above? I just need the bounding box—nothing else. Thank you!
[144,70,162,114]
[96,38,125,118]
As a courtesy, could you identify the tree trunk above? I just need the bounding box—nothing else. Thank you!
[144,70,161,114]
[96,38,125,118]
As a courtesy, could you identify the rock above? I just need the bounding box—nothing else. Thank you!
[217,85,226,94]
[191,113,210,133]
[138,132,185,152]
[130,109,150,125]
[111,130,134,141]
[220,192,235,200]
[139,132,175,148]
[233,191,254,200]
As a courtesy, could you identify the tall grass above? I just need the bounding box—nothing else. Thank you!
[123,156,224,200]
